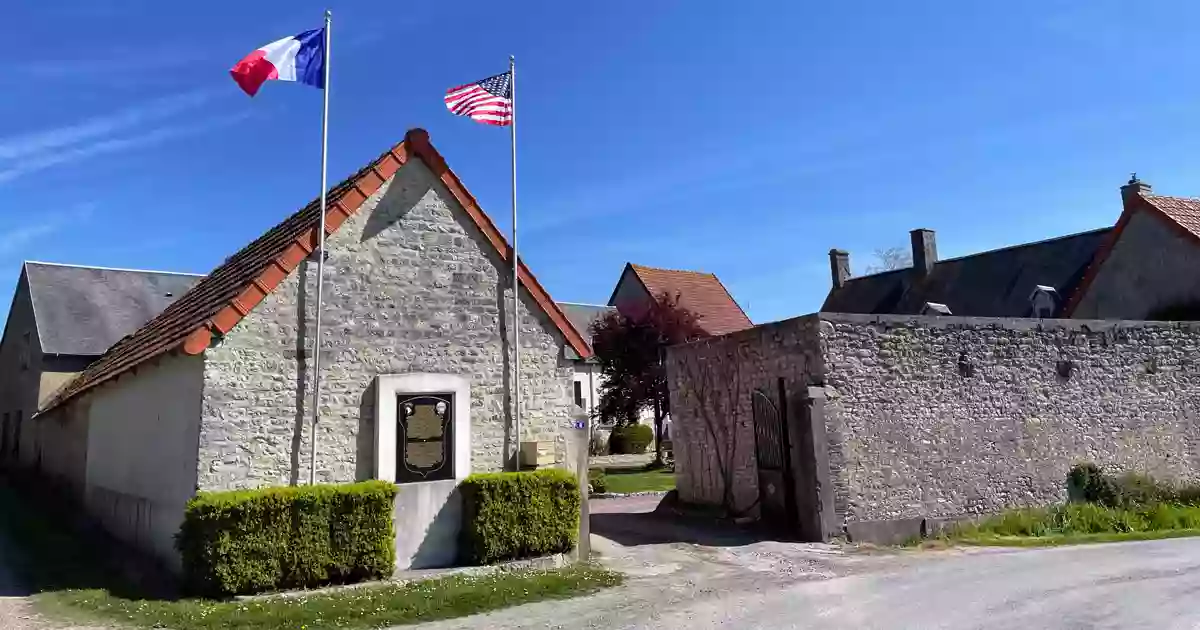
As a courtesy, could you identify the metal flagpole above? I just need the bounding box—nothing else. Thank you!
[309,9,332,485]
[509,55,521,471]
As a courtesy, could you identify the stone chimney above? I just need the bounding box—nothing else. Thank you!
[1120,172,1151,203]
[829,249,851,289]
[910,228,937,277]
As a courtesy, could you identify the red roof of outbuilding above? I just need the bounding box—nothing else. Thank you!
[41,129,590,413]
[1065,187,1200,316]
[617,263,752,336]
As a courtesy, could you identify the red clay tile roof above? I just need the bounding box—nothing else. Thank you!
[1143,194,1200,239]
[622,263,752,336]
[41,128,590,413]
[1065,189,1200,316]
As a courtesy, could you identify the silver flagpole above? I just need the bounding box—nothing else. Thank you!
[509,55,521,470]
[309,9,332,485]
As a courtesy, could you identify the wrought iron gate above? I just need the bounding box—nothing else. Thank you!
[751,378,798,533]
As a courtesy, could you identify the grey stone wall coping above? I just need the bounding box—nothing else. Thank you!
[589,490,669,500]
[816,311,1200,332]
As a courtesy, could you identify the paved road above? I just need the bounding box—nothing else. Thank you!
[415,497,1200,630]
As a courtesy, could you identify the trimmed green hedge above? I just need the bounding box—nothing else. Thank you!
[588,468,608,494]
[609,424,654,454]
[176,480,398,596]
[460,469,581,565]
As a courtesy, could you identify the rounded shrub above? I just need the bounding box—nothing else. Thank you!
[1067,462,1119,506]
[609,424,654,455]
[588,468,608,494]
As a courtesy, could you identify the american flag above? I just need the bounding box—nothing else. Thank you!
[444,72,512,126]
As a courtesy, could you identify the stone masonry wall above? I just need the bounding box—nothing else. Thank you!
[665,315,825,511]
[822,314,1200,525]
[198,157,575,490]
[667,312,1200,530]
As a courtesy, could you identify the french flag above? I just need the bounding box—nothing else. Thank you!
[230,29,325,97]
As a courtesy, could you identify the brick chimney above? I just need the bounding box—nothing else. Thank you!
[1120,172,1151,203]
[910,228,937,277]
[829,249,850,289]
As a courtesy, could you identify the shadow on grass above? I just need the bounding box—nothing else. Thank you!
[0,471,180,602]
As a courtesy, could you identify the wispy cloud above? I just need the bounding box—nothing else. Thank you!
[0,90,216,162]
[0,89,249,186]
[14,53,211,80]
[0,112,251,185]
[0,204,95,255]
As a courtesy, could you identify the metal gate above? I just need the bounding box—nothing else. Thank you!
[751,378,798,533]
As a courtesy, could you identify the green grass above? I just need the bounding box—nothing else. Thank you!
[601,466,676,494]
[0,477,622,630]
[955,529,1200,547]
[943,501,1200,547]
[40,565,623,630]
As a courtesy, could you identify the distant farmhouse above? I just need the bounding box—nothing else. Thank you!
[558,263,752,419]
[668,175,1200,545]
[823,175,1200,321]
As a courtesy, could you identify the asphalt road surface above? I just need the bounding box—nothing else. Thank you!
[413,497,1200,630]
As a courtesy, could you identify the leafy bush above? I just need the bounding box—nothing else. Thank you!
[176,481,397,597]
[1067,462,1182,508]
[588,468,608,494]
[459,469,581,565]
[1111,471,1172,506]
[609,424,654,455]
[1067,462,1116,505]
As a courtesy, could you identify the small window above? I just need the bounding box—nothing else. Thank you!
[12,410,21,459]
[573,381,584,409]
[19,332,30,370]
[396,393,454,483]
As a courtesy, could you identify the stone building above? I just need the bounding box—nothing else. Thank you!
[823,176,1200,321]
[609,262,752,336]
[32,129,590,570]
[557,264,752,426]
[0,262,199,479]
[667,312,1200,543]
[556,302,615,419]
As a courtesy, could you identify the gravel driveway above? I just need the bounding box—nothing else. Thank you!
[410,496,1200,630]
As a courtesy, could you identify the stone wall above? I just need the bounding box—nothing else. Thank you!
[199,156,575,491]
[0,273,41,467]
[1073,209,1200,319]
[821,314,1200,524]
[665,315,824,511]
[667,312,1200,531]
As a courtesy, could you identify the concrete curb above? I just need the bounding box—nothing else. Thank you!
[589,491,670,500]
[234,553,569,601]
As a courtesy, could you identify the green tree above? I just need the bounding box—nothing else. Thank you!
[589,293,708,465]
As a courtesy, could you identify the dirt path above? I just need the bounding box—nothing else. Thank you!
[0,531,49,629]
[0,520,107,630]
[405,495,896,630]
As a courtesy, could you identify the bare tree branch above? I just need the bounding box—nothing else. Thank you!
[862,246,912,275]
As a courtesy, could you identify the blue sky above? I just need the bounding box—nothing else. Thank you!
[5,1,1200,325]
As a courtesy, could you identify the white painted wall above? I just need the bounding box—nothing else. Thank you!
[83,352,204,570]
[571,362,601,419]
[572,360,655,427]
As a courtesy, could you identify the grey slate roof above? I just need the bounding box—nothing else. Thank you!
[24,261,202,356]
[556,302,617,346]
[821,228,1111,317]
